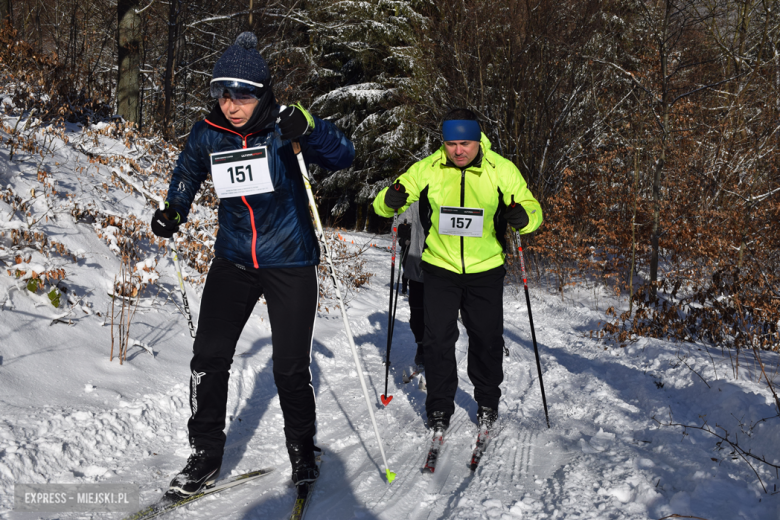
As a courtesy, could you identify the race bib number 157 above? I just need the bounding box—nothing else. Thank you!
[439,206,484,237]
[210,146,274,199]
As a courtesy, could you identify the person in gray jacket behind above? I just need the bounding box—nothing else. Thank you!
[402,201,425,369]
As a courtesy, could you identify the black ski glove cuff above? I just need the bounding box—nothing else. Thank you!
[384,182,408,210]
[505,197,529,230]
[151,205,181,239]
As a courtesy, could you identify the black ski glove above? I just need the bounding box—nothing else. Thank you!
[278,102,314,141]
[505,196,529,230]
[384,182,408,210]
[151,204,181,239]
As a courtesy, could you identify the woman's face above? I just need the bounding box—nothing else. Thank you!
[219,95,259,128]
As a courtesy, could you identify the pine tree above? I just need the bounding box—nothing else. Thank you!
[281,0,433,229]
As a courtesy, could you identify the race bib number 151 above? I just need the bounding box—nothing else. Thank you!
[210,146,274,199]
[439,206,484,237]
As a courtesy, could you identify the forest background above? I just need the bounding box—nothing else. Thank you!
[0,0,778,361]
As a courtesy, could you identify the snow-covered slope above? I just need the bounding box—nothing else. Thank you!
[1,115,779,520]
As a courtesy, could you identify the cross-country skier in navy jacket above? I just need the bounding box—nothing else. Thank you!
[150,32,354,495]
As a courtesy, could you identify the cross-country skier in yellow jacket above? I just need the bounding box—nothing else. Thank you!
[372,108,542,433]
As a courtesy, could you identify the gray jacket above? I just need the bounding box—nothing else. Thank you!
[401,201,424,283]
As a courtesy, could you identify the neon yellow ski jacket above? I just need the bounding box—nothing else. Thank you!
[373,134,542,275]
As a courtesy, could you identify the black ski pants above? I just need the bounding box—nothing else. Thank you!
[408,279,424,344]
[188,258,318,453]
[422,264,505,419]
[400,244,410,293]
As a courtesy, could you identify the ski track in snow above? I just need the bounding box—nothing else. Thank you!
[1,124,779,520]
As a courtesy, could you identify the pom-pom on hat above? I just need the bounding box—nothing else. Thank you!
[211,32,271,90]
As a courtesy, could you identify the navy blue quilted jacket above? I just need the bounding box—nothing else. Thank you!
[165,106,354,269]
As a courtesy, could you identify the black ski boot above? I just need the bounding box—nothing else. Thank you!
[428,410,450,431]
[287,439,320,485]
[168,450,222,496]
[414,342,425,369]
[477,405,498,429]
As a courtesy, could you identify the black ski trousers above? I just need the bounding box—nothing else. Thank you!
[188,258,318,453]
[400,244,410,293]
[408,279,424,344]
[422,263,505,419]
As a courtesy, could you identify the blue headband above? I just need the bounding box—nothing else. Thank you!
[442,120,481,142]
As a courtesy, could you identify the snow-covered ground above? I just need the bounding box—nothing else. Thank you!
[1,116,779,520]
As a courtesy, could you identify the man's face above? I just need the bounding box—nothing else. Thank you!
[444,140,480,168]
[219,96,259,128]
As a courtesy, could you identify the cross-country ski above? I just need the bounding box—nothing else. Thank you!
[422,428,445,474]
[468,426,492,471]
[401,365,424,384]
[122,468,274,520]
[288,451,321,520]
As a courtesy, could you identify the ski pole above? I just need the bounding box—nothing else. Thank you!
[515,232,550,428]
[390,243,413,382]
[381,211,399,406]
[384,243,410,396]
[292,140,396,483]
[388,245,408,356]
[158,199,196,338]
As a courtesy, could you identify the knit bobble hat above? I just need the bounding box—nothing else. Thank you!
[211,32,271,89]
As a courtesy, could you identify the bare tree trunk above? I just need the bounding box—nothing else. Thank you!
[355,203,364,232]
[163,0,180,139]
[117,0,141,124]
[649,0,671,301]
[0,0,11,27]
[629,146,639,315]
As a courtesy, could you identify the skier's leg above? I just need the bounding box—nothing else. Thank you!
[188,259,261,453]
[261,266,319,483]
[408,279,425,343]
[261,266,319,444]
[423,269,462,422]
[461,266,506,412]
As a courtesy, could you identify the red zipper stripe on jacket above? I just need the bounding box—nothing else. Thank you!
[205,119,261,268]
[241,196,259,268]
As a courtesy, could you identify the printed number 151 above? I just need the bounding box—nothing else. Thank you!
[228,165,253,183]
[451,217,471,229]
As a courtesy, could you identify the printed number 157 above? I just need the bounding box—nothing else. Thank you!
[228,165,253,183]
[451,217,471,229]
